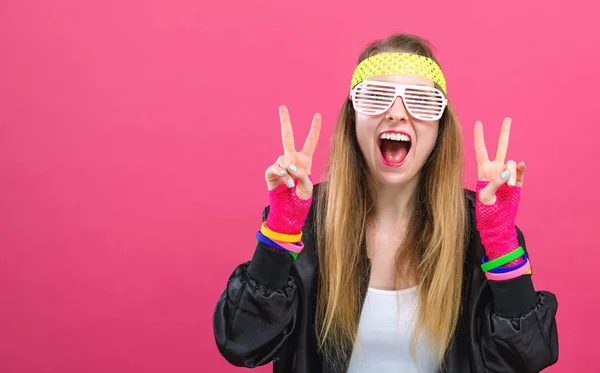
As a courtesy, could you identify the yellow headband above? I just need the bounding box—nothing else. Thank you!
[350,52,447,94]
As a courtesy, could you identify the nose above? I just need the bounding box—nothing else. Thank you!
[386,96,410,122]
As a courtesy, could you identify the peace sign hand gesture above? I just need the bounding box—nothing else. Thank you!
[474,118,525,264]
[265,106,322,200]
[264,106,322,236]
[474,118,526,204]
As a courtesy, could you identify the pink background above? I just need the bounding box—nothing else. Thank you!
[0,0,597,372]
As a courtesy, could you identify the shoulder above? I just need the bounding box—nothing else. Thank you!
[463,187,476,210]
[463,188,478,233]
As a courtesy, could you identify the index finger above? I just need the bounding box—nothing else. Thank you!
[495,117,511,163]
[301,113,322,158]
[473,121,489,166]
[279,105,296,154]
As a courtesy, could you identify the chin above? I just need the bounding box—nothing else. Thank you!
[372,169,416,187]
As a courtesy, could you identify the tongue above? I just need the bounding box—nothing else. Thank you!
[381,140,409,164]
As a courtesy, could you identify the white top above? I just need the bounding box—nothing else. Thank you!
[347,286,438,373]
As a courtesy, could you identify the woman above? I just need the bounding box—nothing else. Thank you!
[213,34,558,373]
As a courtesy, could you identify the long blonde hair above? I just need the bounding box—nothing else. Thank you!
[315,34,467,369]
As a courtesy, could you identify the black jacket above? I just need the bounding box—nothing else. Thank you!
[213,186,559,372]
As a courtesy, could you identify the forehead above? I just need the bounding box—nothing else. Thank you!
[366,75,435,87]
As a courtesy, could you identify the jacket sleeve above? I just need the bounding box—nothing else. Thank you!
[213,207,299,368]
[478,225,559,373]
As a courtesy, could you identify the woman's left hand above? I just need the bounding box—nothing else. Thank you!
[474,117,526,263]
[474,117,526,205]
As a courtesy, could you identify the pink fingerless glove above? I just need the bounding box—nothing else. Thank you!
[475,181,523,266]
[266,179,312,235]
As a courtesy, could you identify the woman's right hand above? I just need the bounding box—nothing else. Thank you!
[265,105,322,200]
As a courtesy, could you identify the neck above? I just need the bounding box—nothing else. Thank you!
[368,174,420,228]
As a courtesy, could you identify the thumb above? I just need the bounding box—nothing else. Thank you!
[478,168,510,205]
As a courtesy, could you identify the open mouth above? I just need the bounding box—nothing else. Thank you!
[378,132,411,167]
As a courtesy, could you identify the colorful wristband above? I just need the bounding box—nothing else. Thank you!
[481,246,525,272]
[272,238,304,253]
[485,259,531,281]
[256,231,303,253]
[486,254,528,273]
[256,232,299,260]
[256,239,299,260]
[261,222,303,243]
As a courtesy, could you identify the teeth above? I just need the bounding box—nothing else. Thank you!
[380,133,410,142]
